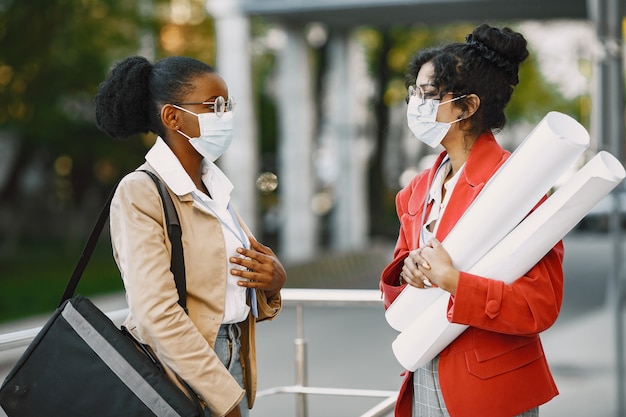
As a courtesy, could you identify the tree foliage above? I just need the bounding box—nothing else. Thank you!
[0,0,218,247]
[0,0,216,202]
[0,0,146,205]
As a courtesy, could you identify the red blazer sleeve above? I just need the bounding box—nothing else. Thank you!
[380,171,430,309]
[380,188,411,309]
[448,239,564,335]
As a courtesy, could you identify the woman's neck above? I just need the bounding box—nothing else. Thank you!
[443,133,478,176]
[165,134,206,192]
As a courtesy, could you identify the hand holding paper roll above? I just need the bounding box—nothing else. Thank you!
[392,150,625,371]
[401,239,460,294]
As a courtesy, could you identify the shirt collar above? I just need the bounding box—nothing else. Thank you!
[145,137,234,202]
[427,156,464,203]
[428,156,451,203]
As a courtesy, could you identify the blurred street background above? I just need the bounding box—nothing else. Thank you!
[2,0,626,416]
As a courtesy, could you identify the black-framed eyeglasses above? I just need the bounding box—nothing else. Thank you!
[173,96,235,117]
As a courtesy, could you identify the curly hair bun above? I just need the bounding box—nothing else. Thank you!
[94,56,153,139]
[465,24,529,85]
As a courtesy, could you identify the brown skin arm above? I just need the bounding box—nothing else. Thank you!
[229,236,287,298]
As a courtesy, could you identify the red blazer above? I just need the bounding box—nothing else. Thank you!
[380,132,564,417]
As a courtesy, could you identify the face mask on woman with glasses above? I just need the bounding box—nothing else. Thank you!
[406,85,466,148]
[172,96,235,162]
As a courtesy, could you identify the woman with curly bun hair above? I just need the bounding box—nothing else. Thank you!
[95,56,286,417]
[380,24,563,417]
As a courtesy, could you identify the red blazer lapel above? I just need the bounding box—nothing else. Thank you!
[435,132,510,240]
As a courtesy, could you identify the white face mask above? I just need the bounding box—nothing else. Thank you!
[173,105,234,162]
[406,95,464,148]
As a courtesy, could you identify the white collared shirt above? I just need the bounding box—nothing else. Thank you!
[422,157,464,244]
[145,137,250,324]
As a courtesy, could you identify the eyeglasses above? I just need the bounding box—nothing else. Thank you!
[173,96,235,117]
[408,85,465,106]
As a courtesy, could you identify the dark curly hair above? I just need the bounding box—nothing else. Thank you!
[94,56,215,139]
[406,24,529,135]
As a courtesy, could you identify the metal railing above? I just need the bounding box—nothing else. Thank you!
[0,288,396,417]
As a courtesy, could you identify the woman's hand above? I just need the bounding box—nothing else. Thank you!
[230,236,287,298]
[400,238,460,294]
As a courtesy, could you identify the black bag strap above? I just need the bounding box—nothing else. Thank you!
[59,171,187,313]
[140,170,187,313]
[59,186,116,306]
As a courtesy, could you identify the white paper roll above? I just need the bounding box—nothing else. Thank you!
[470,151,625,280]
[386,112,589,331]
[391,295,458,371]
[392,151,625,371]
[385,286,447,331]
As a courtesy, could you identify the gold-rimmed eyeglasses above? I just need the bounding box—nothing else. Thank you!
[172,96,235,117]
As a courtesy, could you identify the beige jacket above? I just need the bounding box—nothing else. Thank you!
[110,165,282,417]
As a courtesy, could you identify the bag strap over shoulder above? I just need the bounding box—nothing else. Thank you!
[59,171,187,313]
[140,170,187,313]
[59,186,116,306]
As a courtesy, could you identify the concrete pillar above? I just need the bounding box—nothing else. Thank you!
[320,30,372,251]
[275,25,317,262]
[589,0,613,152]
[205,0,258,232]
[589,0,626,414]
[137,0,156,61]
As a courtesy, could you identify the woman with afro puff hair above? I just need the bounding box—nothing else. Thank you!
[95,55,286,417]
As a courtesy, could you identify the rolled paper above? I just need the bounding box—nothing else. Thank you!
[385,287,447,332]
[392,297,461,371]
[386,112,589,331]
[392,151,626,371]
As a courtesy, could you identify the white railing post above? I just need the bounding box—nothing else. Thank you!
[294,303,308,417]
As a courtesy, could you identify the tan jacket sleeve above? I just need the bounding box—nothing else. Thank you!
[255,289,282,322]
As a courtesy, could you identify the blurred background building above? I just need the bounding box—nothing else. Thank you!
[1,0,622,261]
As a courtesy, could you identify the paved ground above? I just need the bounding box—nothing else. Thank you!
[540,306,619,417]
[1,231,624,416]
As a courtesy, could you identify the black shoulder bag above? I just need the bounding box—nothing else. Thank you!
[0,171,203,417]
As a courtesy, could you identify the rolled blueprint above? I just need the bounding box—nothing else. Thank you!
[386,112,589,331]
[392,151,626,371]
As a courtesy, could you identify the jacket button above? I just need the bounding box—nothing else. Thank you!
[486,299,499,318]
